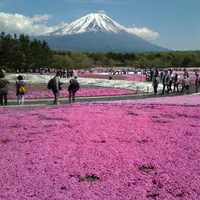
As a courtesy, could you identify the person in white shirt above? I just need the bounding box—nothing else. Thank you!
[181,76,190,94]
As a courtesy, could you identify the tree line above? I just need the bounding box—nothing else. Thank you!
[0,32,200,72]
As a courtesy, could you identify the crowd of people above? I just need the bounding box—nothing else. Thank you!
[47,71,80,105]
[0,67,199,106]
[151,68,200,95]
[0,71,30,106]
[0,70,80,106]
[89,67,200,96]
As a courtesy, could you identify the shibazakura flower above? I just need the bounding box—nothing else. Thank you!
[7,87,135,99]
[0,94,200,199]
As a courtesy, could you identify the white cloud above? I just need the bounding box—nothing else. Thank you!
[98,10,106,14]
[32,14,52,22]
[0,12,68,36]
[0,12,159,40]
[126,27,159,40]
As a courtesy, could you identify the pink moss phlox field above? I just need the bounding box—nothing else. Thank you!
[1,95,200,199]
[125,75,147,82]
[7,88,135,99]
[124,73,196,83]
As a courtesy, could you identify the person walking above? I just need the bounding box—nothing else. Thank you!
[195,72,199,93]
[181,76,190,94]
[68,76,80,103]
[173,73,180,92]
[183,68,189,78]
[162,70,170,95]
[52,71,63,105]
[67,69,70,78]
[16,75,25,106]
[155,69,159,77]
[160,71,164,81]
[69,70,74,78]
[0,70,10,106]
[152,75,159,95]
[150,69,154,82]
[184,76,190,94]
[169,68,173,76]
[168,73,173,93]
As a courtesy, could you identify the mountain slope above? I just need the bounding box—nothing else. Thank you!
[35,13,170,52]
[37,32,168,52]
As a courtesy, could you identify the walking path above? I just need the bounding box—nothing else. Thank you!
[4,85,198,107]
[5,92,193,107]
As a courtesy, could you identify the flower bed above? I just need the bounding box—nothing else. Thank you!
[77,73,126,80]
[0,95,200,199]
[125,74,147,82]
[78,73,147,82]
[7,88,135,99]
[6,75,152,93]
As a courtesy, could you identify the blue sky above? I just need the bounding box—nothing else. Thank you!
[0,0,199,50]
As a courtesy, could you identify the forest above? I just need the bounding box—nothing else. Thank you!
[0,32,200,72]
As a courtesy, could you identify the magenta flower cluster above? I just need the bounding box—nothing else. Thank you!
[7,87,135,99]
[0,95,200,199]
[125,74,147,82]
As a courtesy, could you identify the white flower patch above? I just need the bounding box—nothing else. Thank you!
[6,74,163,93]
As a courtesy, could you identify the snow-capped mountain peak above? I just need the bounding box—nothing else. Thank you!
[49,13,126,35]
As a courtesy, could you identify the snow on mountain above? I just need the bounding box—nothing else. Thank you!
[35,12,170,52]
[48,13,126,35]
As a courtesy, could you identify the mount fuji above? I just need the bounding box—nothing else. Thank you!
[35,13,170,52]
